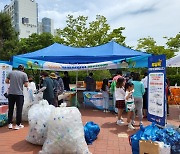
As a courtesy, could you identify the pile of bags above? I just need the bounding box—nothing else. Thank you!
[130,123,180,154]
[26,101,90,154]
[156,126,180,154]
[21,88,43,121]
[39,107,90,154]
[26,100,55,145]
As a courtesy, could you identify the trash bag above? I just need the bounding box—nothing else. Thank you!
[39,107,90,154]
[156,126,180,154]
[84,121,100,144]
[130,123,159,154]
[130,124,145,154]
[26,100,55,145]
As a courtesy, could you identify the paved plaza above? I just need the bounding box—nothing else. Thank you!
[0,105,179,154]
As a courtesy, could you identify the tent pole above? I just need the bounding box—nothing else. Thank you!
[75,71,78,107]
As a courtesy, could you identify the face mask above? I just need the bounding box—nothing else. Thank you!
[29,80,33,82]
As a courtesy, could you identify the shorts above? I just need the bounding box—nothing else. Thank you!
[116,100,125,109]
[125,102,135,112]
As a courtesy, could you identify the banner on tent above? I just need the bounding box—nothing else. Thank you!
[0,63,12,103]
[147,55,166,126]
[13,55,150,71]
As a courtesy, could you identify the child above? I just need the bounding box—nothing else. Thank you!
[125,82,135,130]
[101,79,110,112]
[115,77,125,125]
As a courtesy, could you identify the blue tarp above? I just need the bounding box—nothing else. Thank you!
[0,61,12,65]
[16,41,150,64]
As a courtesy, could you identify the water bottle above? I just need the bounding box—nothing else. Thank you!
[175,83,177,88]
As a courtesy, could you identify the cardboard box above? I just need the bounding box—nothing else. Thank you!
[77,81,84,88]
[139,140,159,154]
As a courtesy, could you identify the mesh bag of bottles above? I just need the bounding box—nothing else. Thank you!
[26,100,55,145]
[39,107,90,154]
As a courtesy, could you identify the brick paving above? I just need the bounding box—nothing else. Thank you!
[0,105,179,154]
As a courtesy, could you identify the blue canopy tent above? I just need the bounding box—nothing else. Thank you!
[12,41,151,107]
[14,41,150,64]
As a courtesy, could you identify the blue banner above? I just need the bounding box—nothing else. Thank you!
[147,55,166,126]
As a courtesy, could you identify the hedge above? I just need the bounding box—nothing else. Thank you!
[167,74,180,86]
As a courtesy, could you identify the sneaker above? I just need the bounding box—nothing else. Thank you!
[103,110,106,113]
[131,120,135,125]
[106,110,110,113]
[128,123,135,130]
[14,124,24,130]
[8,123,13,129]
[117,120,124,125]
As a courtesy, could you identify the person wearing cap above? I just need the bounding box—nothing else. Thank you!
[39,71,55,106]
[49,72,59,107]
[5,64,28,130]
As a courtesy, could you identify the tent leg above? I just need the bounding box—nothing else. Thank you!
[75,71,78,107]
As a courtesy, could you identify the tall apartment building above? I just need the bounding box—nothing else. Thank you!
[41,17,54,35]
[4,0,38,38]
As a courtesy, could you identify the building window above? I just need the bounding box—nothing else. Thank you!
[22,17,29,24]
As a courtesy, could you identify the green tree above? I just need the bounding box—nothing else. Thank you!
[137,37,174,59]
[166,32,180,53]
[56,15,126,47]
[0,12,18,60]
[17,33,54,55]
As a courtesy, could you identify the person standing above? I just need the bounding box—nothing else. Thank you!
[62,71,70,91]
[141,72,148,118]
[111,70,123,113]
[55,72,64,106]
[5,64,28,130]
[39,71,54,105]
[49,72,59,107]
[84,72,96,91]
[115,77,126,125]
[132,73,145,125]
[101,79,110,112]
[125,82,135,130]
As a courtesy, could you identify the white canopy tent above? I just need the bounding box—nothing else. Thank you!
[166,52,180,67]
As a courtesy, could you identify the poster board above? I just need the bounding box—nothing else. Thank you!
[0,63,12,104]
[147,55,166,126]
[83,92,113,110]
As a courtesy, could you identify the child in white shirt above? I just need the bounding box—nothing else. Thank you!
[125,82,135,130]
[115,77,125,125]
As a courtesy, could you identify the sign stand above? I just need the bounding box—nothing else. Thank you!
[147,55,166,126]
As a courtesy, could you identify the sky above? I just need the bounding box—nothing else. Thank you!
[0,0,180,48]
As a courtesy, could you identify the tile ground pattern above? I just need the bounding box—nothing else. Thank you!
[0,105,179,154]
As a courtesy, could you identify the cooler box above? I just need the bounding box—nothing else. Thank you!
[0,105,8,127]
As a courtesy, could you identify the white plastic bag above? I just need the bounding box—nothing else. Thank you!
[26,100,55,145]
[21,88,42,121]
[39,107,90,154]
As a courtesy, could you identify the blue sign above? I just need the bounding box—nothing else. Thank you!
[147,55,166,126]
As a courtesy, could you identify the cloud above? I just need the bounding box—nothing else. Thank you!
[0,0,180,47]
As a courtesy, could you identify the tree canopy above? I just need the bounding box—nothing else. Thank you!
[56,15,126,47]
[137,36,174,59]
[0,12,18,60]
